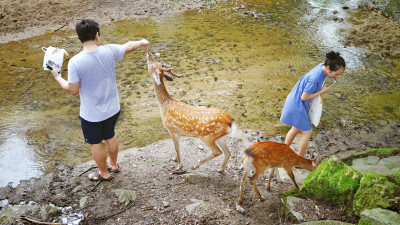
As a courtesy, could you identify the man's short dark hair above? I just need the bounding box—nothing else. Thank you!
[76,19,100,43]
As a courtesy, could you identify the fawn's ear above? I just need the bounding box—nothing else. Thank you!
[312,158,321,166]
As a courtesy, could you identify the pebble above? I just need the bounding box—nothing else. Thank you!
[235,204,245,214]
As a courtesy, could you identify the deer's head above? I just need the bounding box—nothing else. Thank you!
[146,51,181,86]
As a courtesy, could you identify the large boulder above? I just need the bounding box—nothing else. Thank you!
[353,172,400,215]
[359,208,400,225]
[300,156,362,209]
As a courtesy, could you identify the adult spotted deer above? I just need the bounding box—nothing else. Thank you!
[146,51,236,172]
[238,141,319,203]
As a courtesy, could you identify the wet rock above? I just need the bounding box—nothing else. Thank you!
[0,205,61,224]
[359,208,400,225]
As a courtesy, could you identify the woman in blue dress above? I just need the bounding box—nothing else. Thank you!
[280,51,346,157]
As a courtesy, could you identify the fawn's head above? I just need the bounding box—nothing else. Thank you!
[146,51,181,86]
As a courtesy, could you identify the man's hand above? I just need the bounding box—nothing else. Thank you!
[140,39,149,49]
[51,66,61,78]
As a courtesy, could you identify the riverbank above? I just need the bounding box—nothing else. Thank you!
[1,121,399,224]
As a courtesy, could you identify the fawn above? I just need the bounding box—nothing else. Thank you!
[146,50,236,172]
[238,141,320,203]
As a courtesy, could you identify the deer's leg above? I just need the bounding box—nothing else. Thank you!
[216,136,231,173]
[193,137,222,170]
[267,168,274,191]
[284,167,299,189]
[170,132,183,170]
[249,165,267,201]
[238,161,248,204]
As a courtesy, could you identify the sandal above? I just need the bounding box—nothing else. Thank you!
[107,163,120,173]
[88,171,113,181]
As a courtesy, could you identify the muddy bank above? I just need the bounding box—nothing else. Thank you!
[0,0,215,43]
[0,121,399,224]
[344,3,400,56]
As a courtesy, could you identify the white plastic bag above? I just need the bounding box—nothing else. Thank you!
[42,46,68,72]
[307,95,322,127]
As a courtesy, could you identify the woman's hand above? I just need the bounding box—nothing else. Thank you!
[320,84,332,94]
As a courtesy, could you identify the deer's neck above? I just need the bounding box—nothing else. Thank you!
[154,80,173,108]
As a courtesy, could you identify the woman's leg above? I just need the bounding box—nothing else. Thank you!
[285,126,301,146]
[298,130,313,157]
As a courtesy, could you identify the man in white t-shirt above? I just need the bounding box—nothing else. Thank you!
[50,19,149,181]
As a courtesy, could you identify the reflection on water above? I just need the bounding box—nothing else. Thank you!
[0,128,42,187]
[0,0,399,187]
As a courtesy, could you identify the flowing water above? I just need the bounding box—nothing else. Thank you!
[0,0,399,187]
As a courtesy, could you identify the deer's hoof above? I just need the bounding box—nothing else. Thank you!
[259,197,265,202]
[217,168,225,173]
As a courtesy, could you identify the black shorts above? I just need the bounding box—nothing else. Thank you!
[80,111,120,144]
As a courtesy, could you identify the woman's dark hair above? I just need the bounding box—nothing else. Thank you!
[75,19,100,43]
[323,51,346,71]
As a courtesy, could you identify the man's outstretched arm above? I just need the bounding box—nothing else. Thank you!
[124,39,149,55]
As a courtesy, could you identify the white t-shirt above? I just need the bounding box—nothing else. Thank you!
[68,44,125,122]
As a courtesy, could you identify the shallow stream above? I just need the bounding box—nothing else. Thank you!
[0,0,399,187]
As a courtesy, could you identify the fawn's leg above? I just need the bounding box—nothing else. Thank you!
[216,136,231,173]
[249,166,267,201]
[267,168,274,191]
[238,162,248,204]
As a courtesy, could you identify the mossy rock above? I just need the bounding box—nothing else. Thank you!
[300,156,362,209]
[342,147,399,165]
[353,172,400,216]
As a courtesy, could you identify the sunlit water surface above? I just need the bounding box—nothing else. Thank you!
[0,0,399,187]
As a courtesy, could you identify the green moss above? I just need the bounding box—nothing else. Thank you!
[300,156,362,208]
[353,172,400,216]
[282,188,301,198]
[368,148,399,154]
[393,171,400,186]
[358,219,372,225]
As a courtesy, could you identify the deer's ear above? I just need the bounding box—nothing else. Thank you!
[164,74,174,81]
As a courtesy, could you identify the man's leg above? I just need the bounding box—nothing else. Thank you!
[90,143,112,179]
[285,126,301,146]
[298,130,312,157]
[105,135,119,170]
